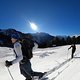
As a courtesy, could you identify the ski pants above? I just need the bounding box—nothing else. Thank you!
[71,49,76,58]
[19,60,44,80]
[20,61,32,80]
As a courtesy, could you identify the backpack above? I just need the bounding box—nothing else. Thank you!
[20,38,34,60]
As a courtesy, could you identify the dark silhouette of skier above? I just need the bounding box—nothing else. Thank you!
[68,44,76,59]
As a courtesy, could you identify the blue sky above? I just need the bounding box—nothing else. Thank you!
[0,0,80,35]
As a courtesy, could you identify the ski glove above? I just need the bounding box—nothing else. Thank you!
[5,60,12,67]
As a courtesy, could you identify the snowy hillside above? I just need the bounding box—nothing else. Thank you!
[0,45,80,80]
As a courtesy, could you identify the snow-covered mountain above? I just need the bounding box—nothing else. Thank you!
[0,29,54,48]
[0,45,80,80]
[0,28,80,48]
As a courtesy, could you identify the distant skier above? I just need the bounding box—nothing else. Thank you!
[5,34,45,80]
[68,44,76,59]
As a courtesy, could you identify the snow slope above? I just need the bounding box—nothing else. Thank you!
[0,45,80,80]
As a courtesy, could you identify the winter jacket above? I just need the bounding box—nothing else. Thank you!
[12,42,38,64]
[12,42,23,64]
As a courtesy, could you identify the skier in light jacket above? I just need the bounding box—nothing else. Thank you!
[5,34,45,80]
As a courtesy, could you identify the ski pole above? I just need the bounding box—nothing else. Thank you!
[7,67,14,80]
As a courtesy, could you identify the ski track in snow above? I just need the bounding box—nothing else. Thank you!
[0,45,80,80]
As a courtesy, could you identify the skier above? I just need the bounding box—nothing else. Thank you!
[68,44,76,59]
[5,34,45,80]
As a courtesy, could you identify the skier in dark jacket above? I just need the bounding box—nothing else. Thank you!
[5,34,45,80]
[68,44,76,58]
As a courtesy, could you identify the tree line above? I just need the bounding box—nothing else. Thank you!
[0,33,80,48]
[52,36,80,46]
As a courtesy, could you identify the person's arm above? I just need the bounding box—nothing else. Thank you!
[12,42,23,64]
[68,46,72,50]
[32,42,38,51]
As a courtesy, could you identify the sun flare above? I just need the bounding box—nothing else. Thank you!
[29,21,38,31]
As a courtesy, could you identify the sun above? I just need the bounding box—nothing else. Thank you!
[29,21,38,31]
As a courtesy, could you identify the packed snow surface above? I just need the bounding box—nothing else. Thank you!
[0,45,80,80]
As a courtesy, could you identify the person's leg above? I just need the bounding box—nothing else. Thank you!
[31,71,45,79]
[20,60,45,79]
[72,50,75,58]
[20,68,31,79]
[19,61,32,80]
[25,78,32,80]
